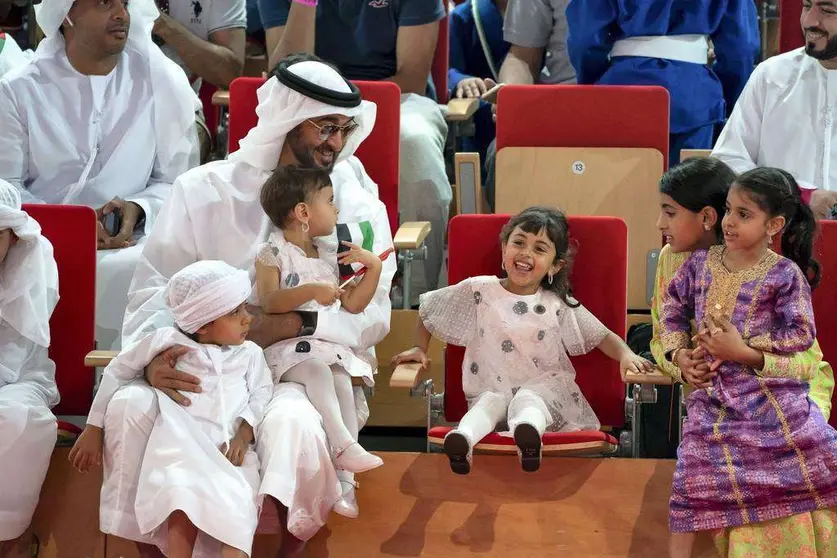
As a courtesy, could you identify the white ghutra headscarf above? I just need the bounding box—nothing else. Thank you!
[0,179,59,348]
[166,260,251,334]
[34,0,200,185]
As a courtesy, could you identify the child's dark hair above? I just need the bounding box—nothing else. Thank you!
[659,157,736,239]
[735,167,821,288]
[260,166,332,228]
[500,206,578,307]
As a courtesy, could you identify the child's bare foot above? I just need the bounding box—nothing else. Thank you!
[443,431,472,475]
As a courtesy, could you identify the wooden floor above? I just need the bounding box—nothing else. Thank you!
[29,449,711,557]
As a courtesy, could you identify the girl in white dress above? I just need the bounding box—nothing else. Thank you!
[254,166,385,478]
[70,261,272,558]
[394,207,654,474]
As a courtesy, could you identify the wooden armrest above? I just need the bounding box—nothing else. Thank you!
[625,368,674,386]
[389,362,424,389]
[212,90,230,107]
[85,350,118,368]
[393,221,431,250]
[679,149,711,161]
[444,98,480,122]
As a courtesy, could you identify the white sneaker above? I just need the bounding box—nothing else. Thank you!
[334,442,384,473]
[332,480,360,519]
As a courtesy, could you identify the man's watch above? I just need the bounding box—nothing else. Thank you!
[297,311,317,337]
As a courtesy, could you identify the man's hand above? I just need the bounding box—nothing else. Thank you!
[145,345,199,406]
[245,304,303,348]
[456,77,496,99]
[96,198,143,251]
[809,189,837,219]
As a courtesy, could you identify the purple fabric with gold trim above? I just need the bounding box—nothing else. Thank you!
[661,245,837,532]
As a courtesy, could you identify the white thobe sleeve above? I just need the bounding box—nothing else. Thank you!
[0,82,43,203]
[125,127,198,235]
[712,64,816,191]
[87,330,172,427]
[122,181,199,346]
[314,171,395,351]
[239,344,273,431]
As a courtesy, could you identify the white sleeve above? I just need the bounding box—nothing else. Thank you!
[122,180,199,346]
[208,0,247,34]
[314,200,395,350]
[87,330,176,427]
[0,81,42,202]
[239,344,273,430]
[559,301,609,357]
[711,64,766,175]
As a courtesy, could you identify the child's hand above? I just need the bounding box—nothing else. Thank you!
[391,346,430,370]
[221,434,250,467]
[68,425,103,474]
[694,314,748,369]
[675,347,716,388]
[311,283,344,305]
[339,242,382,271]
[619,352,655,381]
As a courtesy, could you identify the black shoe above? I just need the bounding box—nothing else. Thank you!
[443,431,472,475]
[514,423,542,473]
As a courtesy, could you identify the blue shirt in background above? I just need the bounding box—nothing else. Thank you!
[258,0,445,82]
[566,0,760,135]
[448,0,509,165]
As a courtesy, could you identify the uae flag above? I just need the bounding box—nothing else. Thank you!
[336,221,375,282]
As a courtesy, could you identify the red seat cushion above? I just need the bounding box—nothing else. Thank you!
[428,426,618,455]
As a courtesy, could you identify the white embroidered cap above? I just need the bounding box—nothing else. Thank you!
[166,260,251,334]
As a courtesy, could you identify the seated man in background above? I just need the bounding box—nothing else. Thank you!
[153,0,247,161]
[483,0,575,208]
[567,0,760,165]
[449,0,510,173]
[712,0,837,218]
[153,0,246,91]
[0,0,200,351]
[258,0,449,301]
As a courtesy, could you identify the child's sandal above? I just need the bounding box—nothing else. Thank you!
[514,423,542,473]
[443,431,473,475]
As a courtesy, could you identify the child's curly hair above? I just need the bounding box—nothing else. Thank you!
[260,165,332,228]
[499,206,578,307]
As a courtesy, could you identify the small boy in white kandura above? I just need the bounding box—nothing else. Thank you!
[70,260,272,558]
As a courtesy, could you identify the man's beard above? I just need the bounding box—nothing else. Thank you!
[287,130,337,172]
[804,28,837,61]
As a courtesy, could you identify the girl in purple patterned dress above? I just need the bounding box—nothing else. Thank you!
[662,168,837,557]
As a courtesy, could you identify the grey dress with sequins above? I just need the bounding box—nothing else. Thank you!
[419,276,607,432]
[255,230,375,387]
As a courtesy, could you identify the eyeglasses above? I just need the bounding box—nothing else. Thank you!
[307,119,358,142]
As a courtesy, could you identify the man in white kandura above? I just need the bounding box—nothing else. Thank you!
[712,0,837,218]
[110,53,395,558]
[0,0,200,351]
[0,179,60,558]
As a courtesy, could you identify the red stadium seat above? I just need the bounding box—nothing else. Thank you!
[22,205,97,418]
[400,214,628,456]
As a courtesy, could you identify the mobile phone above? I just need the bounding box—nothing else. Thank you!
[103,210,123,237]
[480,82,505,104]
